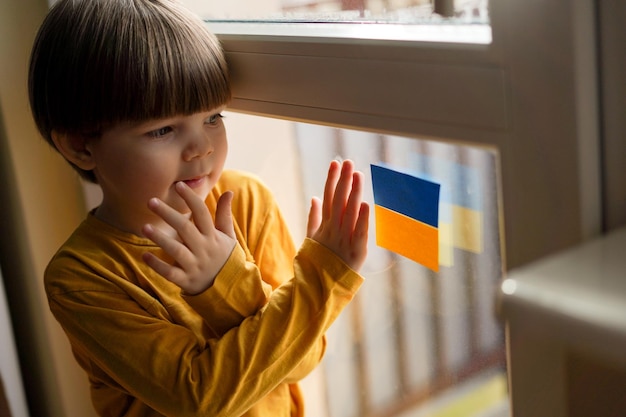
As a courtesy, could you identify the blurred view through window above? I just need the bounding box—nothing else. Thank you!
[186,0,489,26]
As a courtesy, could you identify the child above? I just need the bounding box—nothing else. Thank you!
[28,0,369,416]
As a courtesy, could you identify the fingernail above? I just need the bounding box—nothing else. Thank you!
[143,224,153,235]
[148,198,160,209]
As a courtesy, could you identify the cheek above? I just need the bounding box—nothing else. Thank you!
[136,158,177,187]
[216,132,228,162]
[112,152,176,194]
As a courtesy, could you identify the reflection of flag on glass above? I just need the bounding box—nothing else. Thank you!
[409,154,483,267]
[371,164,441,272]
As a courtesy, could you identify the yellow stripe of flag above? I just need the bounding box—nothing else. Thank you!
[375,205,439,272]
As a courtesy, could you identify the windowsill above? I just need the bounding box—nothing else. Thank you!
[206,20,492,45]
[499,226,626,364]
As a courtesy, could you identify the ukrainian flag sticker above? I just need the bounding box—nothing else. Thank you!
[371,164,441,272]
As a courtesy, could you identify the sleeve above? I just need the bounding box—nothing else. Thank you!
[218,170,298,290]
[228,174,327,382]
[48,239,363,417]
[182,243,272,336]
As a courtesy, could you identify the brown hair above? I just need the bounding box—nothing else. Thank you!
[29,0,231,183]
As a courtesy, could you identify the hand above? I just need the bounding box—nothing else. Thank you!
[142,182,237,295]
[307,160,370,272]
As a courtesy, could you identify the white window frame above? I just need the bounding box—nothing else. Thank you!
[209,0,603,270]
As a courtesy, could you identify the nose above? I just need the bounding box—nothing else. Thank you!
[182,128,212,161]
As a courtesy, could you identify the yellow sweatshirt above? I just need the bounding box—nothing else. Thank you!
[45,170,363,417]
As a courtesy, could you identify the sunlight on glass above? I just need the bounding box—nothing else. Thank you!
[184,0,489,26]
[186,0,490,44]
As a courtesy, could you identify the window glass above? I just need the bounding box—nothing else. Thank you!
[184,0,490,33]
[223,111,508,417]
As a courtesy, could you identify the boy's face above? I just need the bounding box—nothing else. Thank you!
[87,107,228,235]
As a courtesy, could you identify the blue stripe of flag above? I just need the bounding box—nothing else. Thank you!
[371,164,440,228]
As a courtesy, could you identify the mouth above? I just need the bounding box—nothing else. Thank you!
[181,175,207,189]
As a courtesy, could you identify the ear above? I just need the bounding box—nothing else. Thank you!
[51,131,97,171]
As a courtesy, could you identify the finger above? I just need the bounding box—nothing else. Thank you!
[331,160,355,226]
[142,252,185,285]
[353,202,370,244]
[147,194,205,252]
[175,181,214,235]
[340,170,364,235]
[322,160,341,220]
[306,197,322,238]
[147,197,193,233]
[142,223,193,270]
[214,191,235,239]
[349,202,370,271]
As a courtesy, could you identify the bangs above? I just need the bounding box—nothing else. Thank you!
[30,0,231,138]
[104,3,232,127]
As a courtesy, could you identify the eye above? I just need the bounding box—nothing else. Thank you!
[148,126,172,139]
[207,113,224,126]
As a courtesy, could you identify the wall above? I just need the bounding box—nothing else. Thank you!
[0,264,28,417]
[0,0,96,415]
[599,0,626,231]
